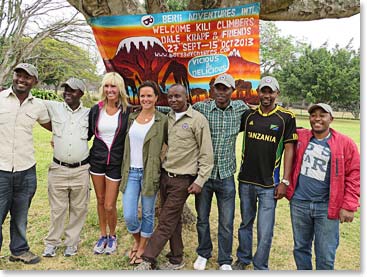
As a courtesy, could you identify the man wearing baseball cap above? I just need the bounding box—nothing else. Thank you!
[14,63,39,81]
[42,77,90,258]
[192,73,249,270]
[0,63,51,264]
[286,103,359,270]
[234,75,297,270]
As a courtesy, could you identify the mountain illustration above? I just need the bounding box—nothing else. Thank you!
[104,35,260,105]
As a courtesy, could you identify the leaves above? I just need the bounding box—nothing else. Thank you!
[274,44,360,118]
[0,0,96,86]
[29,38,100,91]
[31,88,63,101]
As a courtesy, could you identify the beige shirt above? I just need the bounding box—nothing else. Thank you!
[163,105,214,187]
[44,101,90,163]
[0,88,50,172]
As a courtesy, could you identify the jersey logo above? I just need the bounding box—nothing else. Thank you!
[270,124,279,131]
[249,120,254,125]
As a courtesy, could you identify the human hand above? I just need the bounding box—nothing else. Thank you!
[274,183,287,199]
[188,182,202,194]
[339,208,354,223]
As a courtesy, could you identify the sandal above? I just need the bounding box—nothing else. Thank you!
[132,255,143,265]
[128,250,137,264]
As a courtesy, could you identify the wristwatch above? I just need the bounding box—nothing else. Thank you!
[281,179,290,186]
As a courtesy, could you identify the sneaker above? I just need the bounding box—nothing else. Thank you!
[64,246,78,257]
[105,235,117,255]
[93,236,108,254]
[219,264,232,270]
[42,245,57,257]
[232,260,249,270]
[134,260,154,270]
[193,255,207,270]
[9,251,41,264]
[158,261,185,270]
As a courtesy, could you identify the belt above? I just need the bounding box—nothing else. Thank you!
[165,170,193,178]
[53,157,89,168]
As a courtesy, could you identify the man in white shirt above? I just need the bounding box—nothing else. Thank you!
[42,77,90,258]
[0,63,51,264]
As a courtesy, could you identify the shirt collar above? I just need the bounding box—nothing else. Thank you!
[5,87,34,102]
[210,100,234,111]
[257,104,279,117]
[63,101,83,113]
[168,104,193,119]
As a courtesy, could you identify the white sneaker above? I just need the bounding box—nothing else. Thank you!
[219,264,232,270]
[193,255,207,270]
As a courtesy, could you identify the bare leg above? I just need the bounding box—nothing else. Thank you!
[104,178,120,236]
[91,174,107,236]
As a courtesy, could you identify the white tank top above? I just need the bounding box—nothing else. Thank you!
[129,116,155,168]
[98,109,120,149]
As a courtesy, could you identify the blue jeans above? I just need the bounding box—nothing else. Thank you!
[0,166,37,255]
[122,168,157,238]
[290,199,339,270]
[237,182,277,270]
[195,176,235,265]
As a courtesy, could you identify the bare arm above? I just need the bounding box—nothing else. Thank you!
[40,121,52,132]
[274,142,294,199]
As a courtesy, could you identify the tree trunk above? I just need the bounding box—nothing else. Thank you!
[66,0,359,21]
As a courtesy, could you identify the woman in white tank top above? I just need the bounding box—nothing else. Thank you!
[120,81,167,265]
[89,72,130,255]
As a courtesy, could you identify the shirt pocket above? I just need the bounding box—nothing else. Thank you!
[22,111,38,127]
[79,117,89,140]
[51,117,65,137]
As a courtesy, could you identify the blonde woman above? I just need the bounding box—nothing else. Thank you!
[88,72,130,255]
[120,81,167,265]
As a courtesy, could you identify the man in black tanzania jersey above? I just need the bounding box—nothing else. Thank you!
[232,76,297,270]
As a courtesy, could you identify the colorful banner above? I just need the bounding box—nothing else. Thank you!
[90,3,260,105]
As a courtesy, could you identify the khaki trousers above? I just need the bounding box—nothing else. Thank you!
[44,162,90,247]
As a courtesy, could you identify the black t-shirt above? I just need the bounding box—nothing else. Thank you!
[238,105,297,188]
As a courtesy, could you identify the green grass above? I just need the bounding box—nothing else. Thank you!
[0,116,360,270]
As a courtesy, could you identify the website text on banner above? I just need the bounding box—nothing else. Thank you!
[90,3,260,106]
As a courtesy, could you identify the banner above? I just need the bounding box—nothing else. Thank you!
[90,3,260,105]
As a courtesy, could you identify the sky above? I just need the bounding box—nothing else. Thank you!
[274,13,360,50]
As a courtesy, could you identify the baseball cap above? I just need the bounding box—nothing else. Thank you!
[61,77,86,93]
[14,63,38,80]
[214,73,235,89]
[308,103,334,117]
[258,76,280,92]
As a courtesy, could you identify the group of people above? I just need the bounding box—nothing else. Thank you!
[0,63,360,270]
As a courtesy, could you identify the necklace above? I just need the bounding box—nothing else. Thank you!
[139,113,153,123]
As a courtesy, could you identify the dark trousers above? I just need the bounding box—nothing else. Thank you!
[142,170,194,266]
[0,166,37,255]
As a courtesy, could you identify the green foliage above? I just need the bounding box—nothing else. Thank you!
[31,88,63,101]
[81,91,99,108]
[274,44,360,118]
[166,0,190,11]
[28,38,100,91]
[260,22,306,75]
